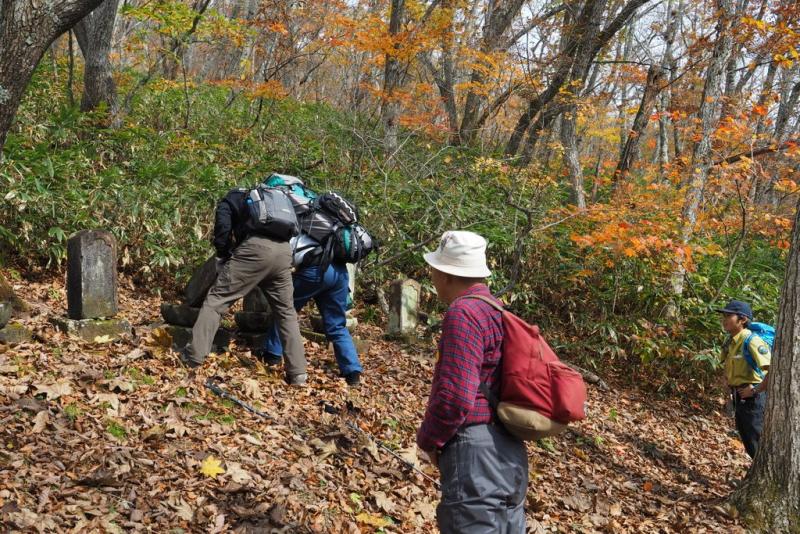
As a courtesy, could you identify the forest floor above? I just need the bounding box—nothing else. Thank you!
[1,275,752,533]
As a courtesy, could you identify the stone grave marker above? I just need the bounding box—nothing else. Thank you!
[387,278,420,336]
[51,230,131,341]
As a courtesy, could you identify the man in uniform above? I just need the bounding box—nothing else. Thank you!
[715,299,771,459]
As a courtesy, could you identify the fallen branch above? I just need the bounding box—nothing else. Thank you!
[564,361,609,391]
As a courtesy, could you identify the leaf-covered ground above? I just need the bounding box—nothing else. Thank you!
[1,276,752,533]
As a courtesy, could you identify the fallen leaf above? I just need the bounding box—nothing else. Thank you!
[355,512,392,528]
[106,378,135,393]
[225,462,252,484]
[374,491,396,514]
[171,498,194,521]
[149,327,172,349]
[561,492,592,512]
[241,378,263,401]
[93,335,112,344]
[33,381,72,400]
[398,444,419,468]
[32,410,49,433]
[200,455,225,479]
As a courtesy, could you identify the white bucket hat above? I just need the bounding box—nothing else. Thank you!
[423,230,492,278]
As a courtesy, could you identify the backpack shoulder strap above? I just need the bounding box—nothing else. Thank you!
[742,333,766,379]
[460,294,504,312]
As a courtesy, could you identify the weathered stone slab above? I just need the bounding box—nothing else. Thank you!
[0,302,12,328]
[165,324,230,353]
[0,322,32,344]
[0,274,27,312]
[51,317,131,342]
[160,303,201,327]
[300,328,327,344]
[234,311,273,333]
[387,279,421,336]
[67,230,118,320]
[310,314,357,333]
[183,255,218,307]
[352,337,372,355]
[243,287,271,313]
[237,332,270,351]
[347,263,357,300]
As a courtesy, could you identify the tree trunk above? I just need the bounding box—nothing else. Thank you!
[614,64,664,185]
[773,64,800,143]
[519,103,565,166]
[74,0,120,113]
[0,0,105,154]
[505,0,653,156]
[668,0,734,307]
[382,0,405,153]
[658,0,678,177]
[730,194,800,532]
[162,0,212,80]
[458,0,527,144]
[561,107,587,209]
[418,0,458,141]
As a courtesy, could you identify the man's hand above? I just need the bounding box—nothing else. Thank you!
[737,385,756,399]
[215,257,228,273]
[425,449,439,470]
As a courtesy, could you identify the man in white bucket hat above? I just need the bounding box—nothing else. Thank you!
[416,230,528,533]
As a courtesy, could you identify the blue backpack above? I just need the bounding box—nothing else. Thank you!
[742,322,775,379]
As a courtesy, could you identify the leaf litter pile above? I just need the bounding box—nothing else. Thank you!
[1,277,752,532]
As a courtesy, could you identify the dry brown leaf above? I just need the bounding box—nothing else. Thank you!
[31,410,49,433]
[33,381,72,399]
[225,462,252,484]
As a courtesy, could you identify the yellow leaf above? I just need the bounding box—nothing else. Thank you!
[93,334,112,343]
[200,455,225,479]
[355,512,392,528]
[149,327,172,349]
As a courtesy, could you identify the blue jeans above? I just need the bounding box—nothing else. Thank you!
[264,263,362,376]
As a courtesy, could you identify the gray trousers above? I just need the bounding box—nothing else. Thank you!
[185,235,306,378]
[437,424,528,534]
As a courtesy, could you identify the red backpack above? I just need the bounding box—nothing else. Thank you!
[465,295,587,440]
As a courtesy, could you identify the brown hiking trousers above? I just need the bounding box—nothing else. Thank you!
[185,235,306,378]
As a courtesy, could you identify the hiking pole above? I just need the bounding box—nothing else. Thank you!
[204,377,274,421]
[323,403,440,488]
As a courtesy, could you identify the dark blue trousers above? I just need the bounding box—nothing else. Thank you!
[734,390,766,459]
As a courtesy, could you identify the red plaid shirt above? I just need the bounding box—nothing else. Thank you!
[416,284,503,452]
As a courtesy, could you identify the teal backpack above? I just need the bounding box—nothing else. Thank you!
[742,322,775,379]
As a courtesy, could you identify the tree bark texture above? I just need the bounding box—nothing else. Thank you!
[560,106,587,209]
[614,63,664,183]
[0,0,105,153]
[669,0,734,302]
[505,0,653,157]
[458,0,526,144]
[731,194,800,532]
[74,0,121,113]
[382,0,405,153]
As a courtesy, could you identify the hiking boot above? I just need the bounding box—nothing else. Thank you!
[178,347,202,369]
[286,373,308,387]
[344,371,361,387]
[253,348,283,366]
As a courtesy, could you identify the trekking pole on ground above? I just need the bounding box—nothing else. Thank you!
[323,402,440,488]
[204,377,274,421]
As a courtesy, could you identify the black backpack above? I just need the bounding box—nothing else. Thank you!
[332,224,375,263]
[243,185,299,241]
